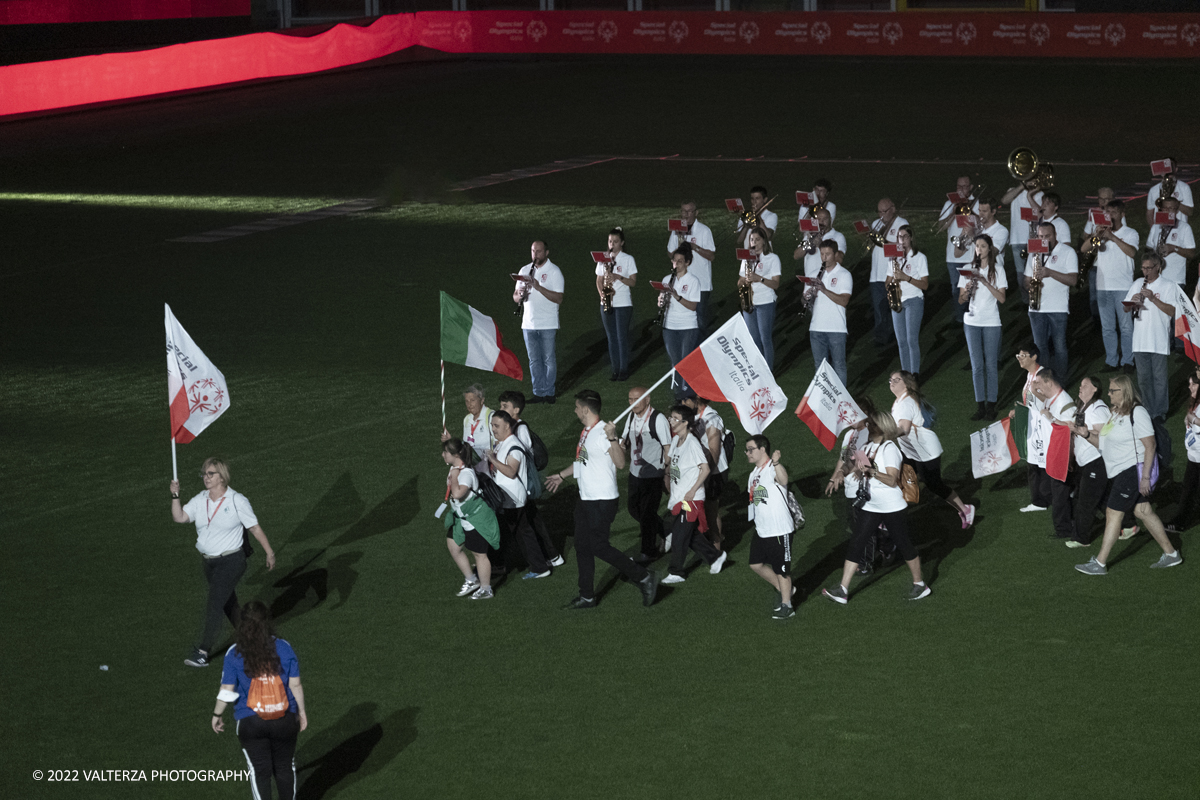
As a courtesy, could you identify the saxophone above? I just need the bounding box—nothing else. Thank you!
[600,252,616,314]
[1019,207,1041,261]
[1028,253,1044,311]
[739,255,758,315]
[799,266,824,321]
[654,274,676,326]
[886,256,904,312]
[1156,221,1173,258]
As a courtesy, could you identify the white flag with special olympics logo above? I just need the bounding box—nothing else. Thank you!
[165,303,229,444]
[795,359,865,450]
[674,314,787,436]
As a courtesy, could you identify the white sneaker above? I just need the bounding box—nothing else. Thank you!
[661,574,685,585]
[549,555,565,567]
[457,578,480,597]
[664,534,673,551]
[1019,504,1047,513]
[709,550,729,575]
[1118,524,1139,541]
[470,586,494,600]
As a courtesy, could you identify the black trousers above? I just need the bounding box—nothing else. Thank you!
[574,499,648,600]
[908,456,954,501]
[1171,459,1200,529]
[667,509,720,577]
[237,712,299,800]
[1047,473,1075,538]
[1073,456,1107,544]
[627,473,665,557]
[1027,464,1052,508]
[847,508,917,564]
[499,507,550,573]
[198,551,246,654]
[525,500,560,561]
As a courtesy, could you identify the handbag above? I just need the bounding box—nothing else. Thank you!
[900,464,920,505]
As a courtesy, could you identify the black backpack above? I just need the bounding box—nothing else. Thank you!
[721,429,735,469]
[471,471,507,513]
[516,420,549,472]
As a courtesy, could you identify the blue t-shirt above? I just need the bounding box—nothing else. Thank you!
[220,638,300,721]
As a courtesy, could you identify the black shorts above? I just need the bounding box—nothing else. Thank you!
[447,526,491,553]
[1106,465,1145,513]
[749,533,794,576]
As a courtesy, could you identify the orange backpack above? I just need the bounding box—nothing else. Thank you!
[247,673,290,720]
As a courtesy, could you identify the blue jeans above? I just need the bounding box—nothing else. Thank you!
[600,305,633,377]
[1010,244,1029,305]
[697,291,711,334]
[1029,311,1069,382]
[870,282,894,344]
[1134,351,1169,420]
[891,295,925,374]
[811,331,848,388]
[964,324,1002,402]
[1097,290,1134,367]
[947,263,969,324]
[523,328,557,398]
[743,301,777,369]
[663,327,700,399]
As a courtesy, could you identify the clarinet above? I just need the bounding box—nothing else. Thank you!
[515,264,534,316]
[799,266,824,320]
[654,273,676,327]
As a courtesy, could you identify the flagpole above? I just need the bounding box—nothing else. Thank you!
[611,368,675,426]
[171,436,178,482]
[440,359,448,435]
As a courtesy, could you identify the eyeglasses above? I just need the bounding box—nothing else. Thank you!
[744,447,758,453]
[200,471,220,478]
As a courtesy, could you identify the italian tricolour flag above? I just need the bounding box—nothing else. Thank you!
[439,292,523,381]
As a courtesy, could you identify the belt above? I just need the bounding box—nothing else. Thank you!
[202,548,243,561]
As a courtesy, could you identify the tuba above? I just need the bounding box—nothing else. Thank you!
[1008,147,1055,192]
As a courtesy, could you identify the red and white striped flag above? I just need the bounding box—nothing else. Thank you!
[795,358,865,450]
[1175,290,1200,365]
[674,314,787,435]
[166,304,229,444]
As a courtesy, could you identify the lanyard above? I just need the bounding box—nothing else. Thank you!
[206,495,227,526]
[468,414,486,443]
[577,423,598,461]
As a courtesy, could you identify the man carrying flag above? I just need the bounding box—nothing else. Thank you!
[1033,369,1077,540]
[795,358,866,450]
[163,305,276,668]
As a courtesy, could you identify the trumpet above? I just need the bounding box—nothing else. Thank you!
[600,252,616,314]
[739,255,759,315]
[1156,173,1178,210]
[1008,147,1055,192]
[886,258,904,312]
[952,217,981,251]
[1081,231,1107,270]
[1028,253,1044,311]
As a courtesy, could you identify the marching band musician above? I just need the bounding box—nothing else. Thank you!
[735,185,778,247]
[868,198,907,346]
[1146,158,1193,227]
[660,244,702,400]
[738,227,782,369]
[1000,179,1044,304]
[959,234,1008,421]
[1026,222,1079,384]
[953,197,1008,267]
[808,240,853,389]
[1147,197,1196,289]
[798,178,837,223]
[667,201,717,332]
[1078,187,1115,320]
[937,176,980,325]
[1039,193,1072,251]
[1124,252,1180,467]
[1082,198,1139,370]
[888,226,929,379]
[595,227,638,382]
[515,240,564,404]
[794,207,845,279]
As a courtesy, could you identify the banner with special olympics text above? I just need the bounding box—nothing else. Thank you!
[3,11,1200,117]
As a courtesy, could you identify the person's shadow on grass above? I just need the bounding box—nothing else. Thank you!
[296,703,419,800]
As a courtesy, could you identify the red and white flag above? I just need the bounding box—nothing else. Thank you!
[166,304,229,444]
[795,358,865,450]
[1175,290,1200,365]
[674,314,787,435]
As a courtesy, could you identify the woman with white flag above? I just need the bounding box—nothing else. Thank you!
[888,371,975,530]
[822,410,930,605]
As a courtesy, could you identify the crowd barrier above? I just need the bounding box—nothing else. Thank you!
[3,10,1200,117]
[0,0,248,25]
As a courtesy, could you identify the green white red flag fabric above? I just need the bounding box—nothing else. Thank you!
[165,303,229,444]
[1174,290,1200,364]
[439,292,523,381]
[1045,423,1073,482]
[969,417,1021,478]
[673,313,788,435]
[794,358,865,450]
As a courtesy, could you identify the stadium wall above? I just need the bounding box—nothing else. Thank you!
[2,10,1199,118]
[0,0,250,24]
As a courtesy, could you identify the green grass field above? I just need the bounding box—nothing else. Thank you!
[3,53,1199,799]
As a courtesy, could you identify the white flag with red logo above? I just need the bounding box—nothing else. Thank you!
[673,314,787,435]
[1174,290,1200,365]
[166,304,229,443]
[795,358,865,450]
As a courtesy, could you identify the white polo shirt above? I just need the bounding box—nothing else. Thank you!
[1026,243,1078,315]
[1146,220,1195,285]
[1085,225,1139,292]
[575,421,618,501]
[803,230,847,278]
[1147,179,1194,214]
[462,408,495,476]
[183,488,258,558]
[809,265,852,334]
[493,435,527,509]
[1125,276,1181,356]
[860,440,907,514]
[668,220,716,292]
[869,216,908,282]
[959,263,1009,328]
[1043,214,1072,249]
[1009,189,1045,246]
[939,197,981,264]
[596,251,637,308]
[799,199,837,223]
[740,253,782,305]
[892,250,928,303]
[1074,400,1110,467]
[519,260,564,330]
[661,271,701,330]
